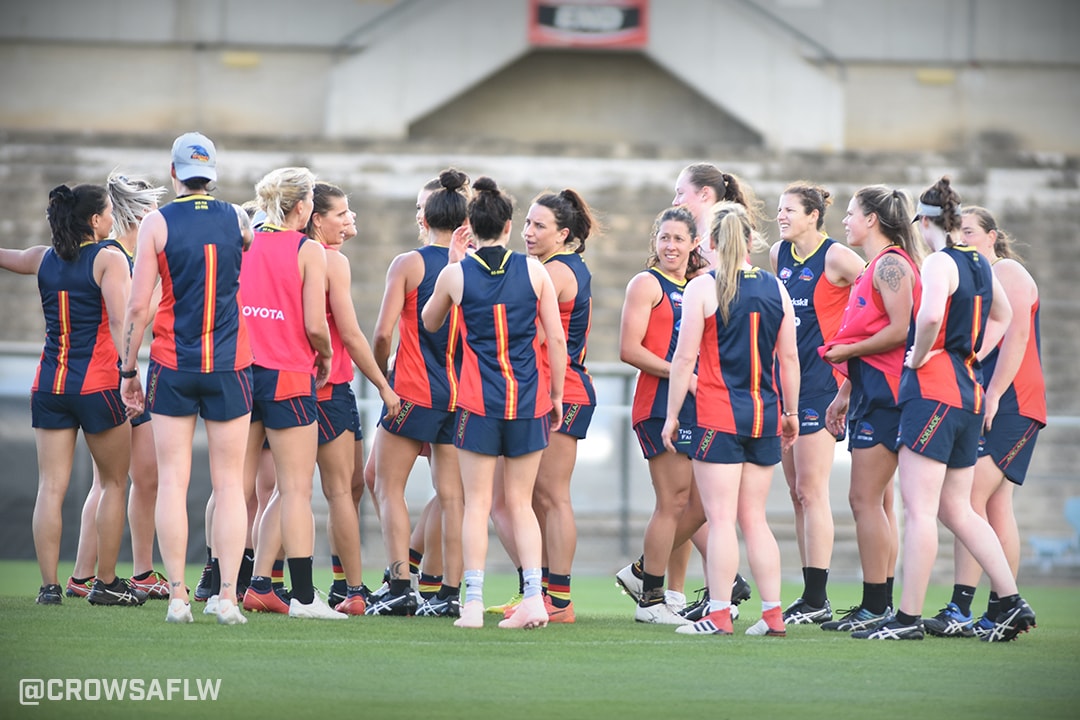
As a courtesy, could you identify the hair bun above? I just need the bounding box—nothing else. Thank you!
[473,176,498,193]
[439,168,467,191]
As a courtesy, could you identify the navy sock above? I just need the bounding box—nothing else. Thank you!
[288,557,314,605]
[209,558,221,595]
[803,567,829,608]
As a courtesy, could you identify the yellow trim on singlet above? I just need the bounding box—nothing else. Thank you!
[651,267,688,289]
[790,232,830,263]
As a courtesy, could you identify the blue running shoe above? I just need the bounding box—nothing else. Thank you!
[971,613,996,639]
[923,602,974,638]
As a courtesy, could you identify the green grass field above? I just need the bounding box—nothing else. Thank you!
[2,560,1078,720]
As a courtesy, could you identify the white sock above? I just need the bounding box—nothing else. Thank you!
[708,599,732,615]
[464,570,484,605]
[522,568,542,599]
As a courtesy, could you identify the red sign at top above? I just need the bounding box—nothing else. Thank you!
[528,0,649,49]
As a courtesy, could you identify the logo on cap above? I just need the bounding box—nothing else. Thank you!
[188,145,211,163]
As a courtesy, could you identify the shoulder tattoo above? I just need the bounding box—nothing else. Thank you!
[875,254,907,293]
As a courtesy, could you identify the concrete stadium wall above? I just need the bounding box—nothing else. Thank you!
[0,1,1077,153]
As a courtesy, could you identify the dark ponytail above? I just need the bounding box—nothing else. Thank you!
[47,184,109,261]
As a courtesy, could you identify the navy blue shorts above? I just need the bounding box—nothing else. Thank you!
[453,409,550,458]
[556,403,594,439]
[797,391,844,439]
[634,417,692,460]
[899,399,981,469]
[381,400,456,444]
[31,389,127,434]
[692,426,782,466]
[146,361,253,422]
[848,405,902,452]
[316,382,361,445]
[250,366,316,430]
[978,414,1043,486]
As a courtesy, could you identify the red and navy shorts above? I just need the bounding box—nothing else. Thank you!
[381,400,456,445]
[250,366,316,430]
[555,403,594,439]
[453,409,550,458]
[634,417,692,460]
[31,389,127,434]
[146,361,253,422]
[692,426,781,466]
[899,399,980,469]
[978,413,1043,486]
[316,381,361,445]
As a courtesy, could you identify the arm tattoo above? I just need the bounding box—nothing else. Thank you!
[123,323,135,363]
[876,255,907,293]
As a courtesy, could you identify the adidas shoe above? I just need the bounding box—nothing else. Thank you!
[732,573,752,605]
[498,594,548,630]
[675,608,732,635]
[87,578,148,607]
[980,598,1036,642]
[544,596,576,624]
[216,598,247,625]
[615,563,643,603]
[203,595,219,615]
[242,586,290,614]
[37,584,63,605]
[971,613,996,640]
[851,615,925,640]
[65,576,94,598]
[782,597,832,625]
[130,570,170,599]
[923,602,975,638]
[363,589,418,616]
[193,562,214,602]
[821,605,889,633]
[289,592,348,620]
[745,607,786,637]
[486,592,522,616]
[166,598,194,624]
[680,589,739,621]
[454,599,484,628]
[417,595,462,618]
